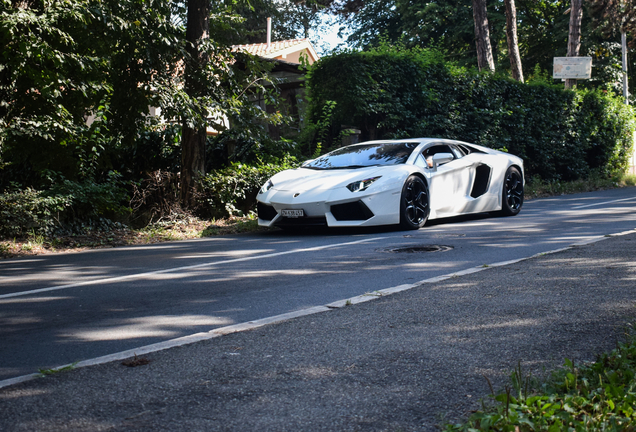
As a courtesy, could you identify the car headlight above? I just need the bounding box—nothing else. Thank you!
[346,176,381,192]
[259,179,274,194]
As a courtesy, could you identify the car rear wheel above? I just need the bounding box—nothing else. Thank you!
[400,176,429,230]
[501,166,523,216]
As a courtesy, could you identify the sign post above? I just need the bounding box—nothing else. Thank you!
[553,57,592,87]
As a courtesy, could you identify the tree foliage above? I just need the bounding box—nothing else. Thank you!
[590,0,636,47]
[336,0,635,103]
[0,0,295,233]
[0,0,183,186]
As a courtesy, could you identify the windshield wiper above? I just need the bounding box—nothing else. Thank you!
[333,164,379,169]
[304,164,380,170]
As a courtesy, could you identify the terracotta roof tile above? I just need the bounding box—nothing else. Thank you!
[233,38,310,57]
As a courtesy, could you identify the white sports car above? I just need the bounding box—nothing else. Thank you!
[257,138,524,230]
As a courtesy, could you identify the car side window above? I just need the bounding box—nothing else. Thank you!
[414,153,428,168]
[451,144,466,158]
[422,145,456,166]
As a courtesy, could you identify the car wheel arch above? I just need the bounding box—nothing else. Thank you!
[406,172,429,189]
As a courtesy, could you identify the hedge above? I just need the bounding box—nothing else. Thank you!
[306,46,635,181]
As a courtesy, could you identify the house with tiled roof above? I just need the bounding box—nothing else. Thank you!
[233,38,319,65]
[232,35,320,141]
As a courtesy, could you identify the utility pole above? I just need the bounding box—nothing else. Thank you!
[622,30,629,104]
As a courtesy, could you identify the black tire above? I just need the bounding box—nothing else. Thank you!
[501,166,523,216]
[399,175,429,230]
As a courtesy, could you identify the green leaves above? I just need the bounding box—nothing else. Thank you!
[446,333,636,431]
[307,46,635,182]
[197,156,299,218]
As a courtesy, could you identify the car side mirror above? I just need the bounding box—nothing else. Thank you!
[426,153,454,171]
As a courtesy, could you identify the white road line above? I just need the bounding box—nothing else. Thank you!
[0,237,386,300]
[573,197,636,209]
[2,228,635,390]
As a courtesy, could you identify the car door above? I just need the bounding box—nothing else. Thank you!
[420,143,474,218]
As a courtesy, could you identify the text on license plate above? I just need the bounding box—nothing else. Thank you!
[281,209,304,218]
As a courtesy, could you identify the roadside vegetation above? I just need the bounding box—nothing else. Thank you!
[445,328,636,431]
[2,172,635,259]
[525,173,636,198]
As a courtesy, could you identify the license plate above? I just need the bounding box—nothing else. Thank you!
[281,209,304,218]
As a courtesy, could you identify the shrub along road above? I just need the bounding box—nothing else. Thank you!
[1,222,636,430]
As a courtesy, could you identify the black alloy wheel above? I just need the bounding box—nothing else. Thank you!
[400,175,429,230]
[501,166,523,216]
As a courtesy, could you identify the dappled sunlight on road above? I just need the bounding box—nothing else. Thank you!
[448,318,540,332]
[0,314,43,327]
[401,262,458,269]
[0,258,45,265]
[0,296,73,305]
[0,265,121,285]
[193,268,345,284]
[234,269,335,278]
[479,242,531,248]
[176,248,275,260]
[0,387,48,400]
[98,244,187,252]
[61,314,234,341]
[251,239,304,245]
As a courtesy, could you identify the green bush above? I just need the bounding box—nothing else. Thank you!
[0,187,71,237]
[197,156,299,218]
[446,335,636,431]
[113,123,182,177]
[0,173,130,238]
[47,173,131,224]
[306,45,636,182]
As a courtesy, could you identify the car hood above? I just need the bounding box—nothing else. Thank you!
[270,166,388,192]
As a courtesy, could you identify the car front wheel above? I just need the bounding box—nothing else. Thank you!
[501,166,523,216]
[400,175,429,230]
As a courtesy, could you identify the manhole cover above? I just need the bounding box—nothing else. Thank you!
[385,244,454,253]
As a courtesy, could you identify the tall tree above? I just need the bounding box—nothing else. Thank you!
[565,0,583,89]
[180,0,210,208]
[472,0,495,72]
[504,0,524,81]
[589,0,636,46]
[589,0,636,102]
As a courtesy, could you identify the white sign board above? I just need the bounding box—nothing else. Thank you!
[553,57,592,79]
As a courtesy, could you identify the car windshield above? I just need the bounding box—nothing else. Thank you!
[303,142,419,170]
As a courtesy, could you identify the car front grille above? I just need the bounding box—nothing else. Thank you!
[257,202,278,221]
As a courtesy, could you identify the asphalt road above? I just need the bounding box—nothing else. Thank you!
[2,216,636,431]
[1,187,636,382]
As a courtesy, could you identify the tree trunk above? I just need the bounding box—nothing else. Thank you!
[472,0,495,72]
[180,0,210,208]
[180,127,207,207]
[565,0,583,89]
[504,0,524,82]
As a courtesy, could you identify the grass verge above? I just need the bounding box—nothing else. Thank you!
[0,213,267,259]
[525,173,636,199]
[444,328,636,431]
